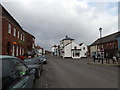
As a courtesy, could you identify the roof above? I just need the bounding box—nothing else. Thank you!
[91,31,120,46]
[52,45,58,47]
[1,4,23,31]
[0,55,17,59]
[62,35,74,41]
[1,4,35,38]
[35,45,43,49]
[79,43,83,46]
[63,42,72,48]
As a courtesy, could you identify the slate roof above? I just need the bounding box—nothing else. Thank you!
[62,35,74,41]
[91,31,120,46]
[79,43,83,46]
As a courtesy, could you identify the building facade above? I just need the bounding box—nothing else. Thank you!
[51,45,60,56]
[1,5,35,57]
[59,36,88,59]
[89,31,120,59]
[34,45,44,56]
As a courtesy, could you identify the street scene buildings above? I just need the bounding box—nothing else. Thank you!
[0,1,120,89]
[0,5,44,57]
[89,31,120,60]
[52,35,88,59]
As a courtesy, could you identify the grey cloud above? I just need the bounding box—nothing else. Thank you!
[2,1,118,50]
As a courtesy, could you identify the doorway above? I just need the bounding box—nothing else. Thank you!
[7,42,11,55]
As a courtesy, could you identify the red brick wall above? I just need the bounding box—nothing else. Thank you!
[2,17,26,56]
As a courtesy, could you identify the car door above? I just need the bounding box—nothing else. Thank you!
[2,58,21,90]
[10,58,35,89]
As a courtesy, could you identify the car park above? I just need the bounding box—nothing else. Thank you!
[23,58,43,78]
[1,55,35,89]
[38,55,47,64]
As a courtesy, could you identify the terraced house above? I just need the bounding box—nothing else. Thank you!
[0,5,35,56]
[89,31,120,59]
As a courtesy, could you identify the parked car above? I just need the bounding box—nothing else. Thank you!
[1,55,35,89]
[23,58,43,78]
[38,55,47,64]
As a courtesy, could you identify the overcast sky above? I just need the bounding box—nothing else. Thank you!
[1,0,118,50]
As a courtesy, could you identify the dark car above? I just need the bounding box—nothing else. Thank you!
[23,58,43,78]
[1,55,35,89]
[38,55,47,64]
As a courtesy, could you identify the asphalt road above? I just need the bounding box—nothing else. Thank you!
[34,55,119,88]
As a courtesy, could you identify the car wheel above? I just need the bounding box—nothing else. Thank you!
[34,78,36,84]
[35,69,40,78]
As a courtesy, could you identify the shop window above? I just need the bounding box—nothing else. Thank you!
[12,45,15,56]
[75,52,80,56]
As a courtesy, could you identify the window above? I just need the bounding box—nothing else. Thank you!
[22,48,24,55]
[13,28,16,36]
[75,50,80,57]
[73,50,80,57]
[18,31,20,38]
[16,46,18,56]
[12,59,28,76]
[23,35,25,41]
[21,34,22,40]
[12,45,15,56]
[8,23,11,34]
[2,59,19,89]
[83,47,85,50]
[20,47,21,55]
[74,46,77,49]
[113,43,115,47]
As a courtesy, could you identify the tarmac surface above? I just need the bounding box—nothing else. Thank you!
[34,55,119,88]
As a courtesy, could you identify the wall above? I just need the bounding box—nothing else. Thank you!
[90,45,97,57]
[117,36,120,50]
[2,17,26,56]
[80,44,88,57]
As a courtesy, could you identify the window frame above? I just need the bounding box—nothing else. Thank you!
[8,23,11,34]
[13,28,16,36]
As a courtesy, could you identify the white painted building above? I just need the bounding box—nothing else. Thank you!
[60,36,88,59]
[35,45,44,56]
[51,45,58,56]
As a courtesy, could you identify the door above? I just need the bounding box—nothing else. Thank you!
[10,58,34,88]
[7,42,11,55]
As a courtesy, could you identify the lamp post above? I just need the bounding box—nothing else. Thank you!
[99,27,103,64]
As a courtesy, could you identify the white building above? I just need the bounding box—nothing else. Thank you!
[60,36,88,59]
[51,45,59,56]
[35,45,44,56]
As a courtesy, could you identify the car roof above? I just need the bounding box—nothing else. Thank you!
[0,55,17,59]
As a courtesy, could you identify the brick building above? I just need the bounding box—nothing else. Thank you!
[0,5,35,56]
[89,31,120,58]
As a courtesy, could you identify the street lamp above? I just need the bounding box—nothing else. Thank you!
[99,27,103,64]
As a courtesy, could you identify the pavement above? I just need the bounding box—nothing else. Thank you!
[34,55,119,88]
[81,57,120,66]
